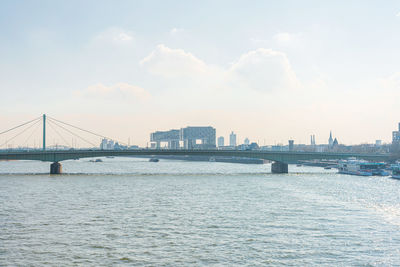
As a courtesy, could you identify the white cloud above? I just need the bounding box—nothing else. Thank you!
[76,83,151,101]
[170,28,184,35]
[140,44,213,78]
[229,48,300,91]
[94,27,133,44]
[140,45,299,93]
[397,12,400,17]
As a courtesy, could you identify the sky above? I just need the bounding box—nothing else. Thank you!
[1,0,400,147]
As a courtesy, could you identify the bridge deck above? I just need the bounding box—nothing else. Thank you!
[0,149,393,163]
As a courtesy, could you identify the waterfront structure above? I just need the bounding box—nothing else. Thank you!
[229,131,237,147]
[217,136,224,147]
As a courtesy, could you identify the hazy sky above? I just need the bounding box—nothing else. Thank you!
[1,0,400,147]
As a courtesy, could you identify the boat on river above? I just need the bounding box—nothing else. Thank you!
[338,160,389,176]
[391,165,400,179]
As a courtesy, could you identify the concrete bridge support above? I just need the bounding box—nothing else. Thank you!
[271,161,288,174]
[50,162,62,174]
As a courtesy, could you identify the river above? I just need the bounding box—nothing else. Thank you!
[1,157,400,266]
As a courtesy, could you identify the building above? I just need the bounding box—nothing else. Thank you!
[393,123,400,144]
[217,136,224,147]
[229,131,237,147]
[100,138,108,150]
[310,135,316,145]
[244,137,250,145]
[150,129,180,149]
[180,126,216,149]
[328,131,333,147]
[150,126,216,149]
[288,140,294,151]
[332,138,338,147]
[100,138,115,150]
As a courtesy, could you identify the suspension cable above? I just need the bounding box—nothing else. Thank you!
[47,120,72,148]
[47,119,97,147]
[21,119,42,148]
[47,116,127,145]
[0,116,42,136]
[0,118,42,148]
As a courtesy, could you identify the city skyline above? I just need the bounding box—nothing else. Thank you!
[1,114,397,150]
[1,1,400,146]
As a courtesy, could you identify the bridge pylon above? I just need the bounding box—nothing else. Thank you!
[50,162,62,174]
[271,161,289,174]
[42,114,46,151]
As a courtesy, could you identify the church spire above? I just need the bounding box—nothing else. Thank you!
[329,131,334,147]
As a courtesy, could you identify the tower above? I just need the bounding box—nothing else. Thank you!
[42,114,46,151]
[289,140,294,151]
[328,131,333,147]
[229,131,237,147]
[217,136,224,147]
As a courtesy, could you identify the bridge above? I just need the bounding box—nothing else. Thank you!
[0,114,396,174]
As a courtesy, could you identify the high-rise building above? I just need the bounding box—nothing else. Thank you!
[180,126,216,149]
[100,138,108,150]
[392,123,400,153]
[229,131,237,147]
[393,123,400,144]
[150,126,216,149]
[217,136,224,147]
[244,137,250,145]
[310,135,316,145]
[100,138,115,150]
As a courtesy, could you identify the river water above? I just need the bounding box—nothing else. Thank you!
[1,157,400,266]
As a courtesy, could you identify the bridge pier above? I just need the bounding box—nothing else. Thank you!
[271,161,288,174]
[50,162,62,174]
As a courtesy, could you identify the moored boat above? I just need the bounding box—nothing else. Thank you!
[338,160,389,176]
[391,165,400,179]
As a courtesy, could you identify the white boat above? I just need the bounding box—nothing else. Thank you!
[338,160,389,176]
[391,165,400,179]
